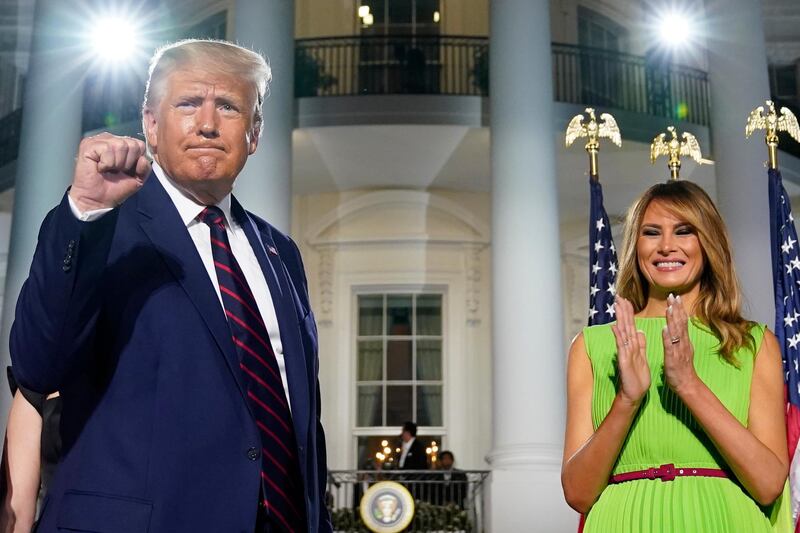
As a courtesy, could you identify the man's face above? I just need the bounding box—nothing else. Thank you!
[143,68,259,204]
[439,455,454,470]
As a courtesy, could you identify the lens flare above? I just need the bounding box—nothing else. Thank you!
[90,16,138,62]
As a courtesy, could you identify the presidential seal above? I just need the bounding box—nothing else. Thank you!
[359,481,415,533]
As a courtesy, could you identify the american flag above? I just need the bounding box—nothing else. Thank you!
[588,177,618,326]
[768,167,800,527]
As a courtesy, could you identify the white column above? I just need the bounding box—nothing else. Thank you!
[0,0,85,409]
[706,0,774,324]
[488,1,574,531]
[233,0,294,233]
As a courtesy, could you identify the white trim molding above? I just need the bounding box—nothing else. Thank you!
[305,190,491,247]
[486,443,563,471]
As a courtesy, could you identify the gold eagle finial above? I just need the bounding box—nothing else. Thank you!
[565,108,621,178]
[745,100,800,170]
[650,126,704,180]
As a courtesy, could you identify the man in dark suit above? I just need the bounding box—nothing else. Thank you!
[397,421,428,471]
[432,450,467,509]
[10,40,331,532]
[396,421,428,502]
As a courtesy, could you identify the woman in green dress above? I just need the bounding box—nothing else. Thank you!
[561,181,791,532]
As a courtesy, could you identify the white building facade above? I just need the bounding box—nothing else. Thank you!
[1,0,800,530]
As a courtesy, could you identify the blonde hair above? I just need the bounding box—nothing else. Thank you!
[142,39,271,137]
[616,181,755,363]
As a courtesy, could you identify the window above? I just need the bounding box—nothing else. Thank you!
[577,6,628,108]
[356,434,442,470]
[183,11,227,41]
[769,65,798,102]
[358,0,441,37]
[356,293,443,428]
[577,6,626,52]
[356,0,442,94]
[355,292,444,469]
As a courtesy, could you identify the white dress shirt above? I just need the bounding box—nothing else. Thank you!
[68,163,292,410]
[399,437,415,468]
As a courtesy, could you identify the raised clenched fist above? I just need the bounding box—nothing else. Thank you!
[69,133,151,213]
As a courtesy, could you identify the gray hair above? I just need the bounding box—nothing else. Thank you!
[142,39,271,137]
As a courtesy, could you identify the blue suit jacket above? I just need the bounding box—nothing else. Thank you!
[10,174,332,532]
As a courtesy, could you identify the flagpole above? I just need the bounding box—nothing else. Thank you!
[746,100,800,529]
[587,135,600,181]
[565,107,621,183]
[565,107,623,532]
[565,109,621,331]
[745,100,800,171]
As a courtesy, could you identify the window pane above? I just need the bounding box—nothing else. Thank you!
[415,0,440,35]
[417,385,442,426]
[388,0,412,34]
[387,295,413,335]
[590,23,605,49]
[578,7,626,52]
[775,66,797,98]
[386,340,412,380]
[386,385,413,426]
[357,435,402,470]
[358,295,383,336]
[416,0,439,21]
[416,294,441,335]
[416,340,441,380]
[607,34,619,52]
[357,385,383,427]
[418,435,442,466]
[358,340,383,381]
[360,0,384,24]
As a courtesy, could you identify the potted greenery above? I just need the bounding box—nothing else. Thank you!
[295,48,337,97]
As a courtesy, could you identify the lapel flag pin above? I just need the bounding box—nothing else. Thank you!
[267,245,278,256]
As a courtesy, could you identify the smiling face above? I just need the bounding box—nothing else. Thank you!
[143,67,259,205]
[636,199,705,298]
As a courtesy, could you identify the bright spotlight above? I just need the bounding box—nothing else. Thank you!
[655,10,694,48]
[90,16,138,62]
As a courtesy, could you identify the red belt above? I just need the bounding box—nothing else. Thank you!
[609,463,729,484]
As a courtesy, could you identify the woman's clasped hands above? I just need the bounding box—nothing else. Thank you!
[610,294,700,406]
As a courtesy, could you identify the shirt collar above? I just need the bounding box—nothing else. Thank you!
[152,162,234,228]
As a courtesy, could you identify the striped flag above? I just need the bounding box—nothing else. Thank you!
[588,177,618,326]
[768,167,800,528]
[579,176,619,532]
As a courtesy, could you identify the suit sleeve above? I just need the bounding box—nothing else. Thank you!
[10,193,118,393]
[316,381,332,532]
[285,237,332,532]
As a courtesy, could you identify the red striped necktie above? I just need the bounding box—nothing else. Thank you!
[199,206,306,532]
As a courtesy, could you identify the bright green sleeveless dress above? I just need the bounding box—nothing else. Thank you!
[582,318,792,533]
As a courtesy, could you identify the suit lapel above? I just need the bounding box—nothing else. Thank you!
[232,198,311,450]
[135,174,248,399]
